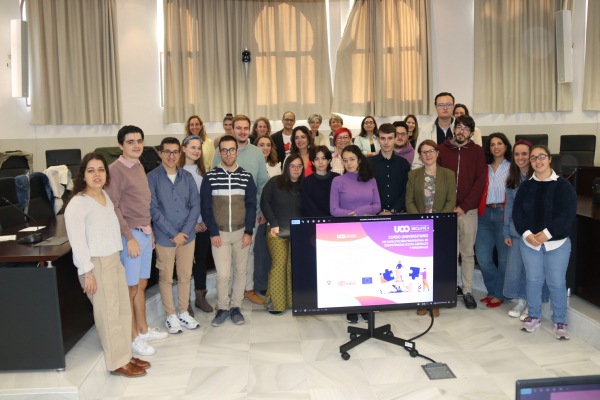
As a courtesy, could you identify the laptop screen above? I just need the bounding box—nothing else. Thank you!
[517,376,600,400]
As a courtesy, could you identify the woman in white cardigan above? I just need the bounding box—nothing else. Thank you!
[64,153,150,378]
[354,116,381,157]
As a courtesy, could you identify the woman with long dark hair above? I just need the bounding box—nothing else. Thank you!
[404,115,419,149]
[260,154,304,314]
[65,153,148,377]
[184,115,214,170]
[476,133,512,308]
[178,135,213,314]
[286,126,315,177]
[355,116,380,157]
[513,145,577,339]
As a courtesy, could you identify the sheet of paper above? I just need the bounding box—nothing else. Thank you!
[18,226,46,232]
[0,235,17,242]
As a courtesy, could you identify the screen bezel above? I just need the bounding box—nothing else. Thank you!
[291,213,458,316]
[516,375,600,399]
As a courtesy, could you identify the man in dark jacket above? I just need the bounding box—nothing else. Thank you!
[271,111,296,163]
[437,115,487,310]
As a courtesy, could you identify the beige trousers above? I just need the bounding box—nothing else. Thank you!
[79,252,132,371]
[155,240,196,315]
[458,209,478,294]
[213,228,249,310]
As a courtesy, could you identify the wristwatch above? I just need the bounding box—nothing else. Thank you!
[244,230,253,236]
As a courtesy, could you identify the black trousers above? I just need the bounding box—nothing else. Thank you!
[192,230,212,290]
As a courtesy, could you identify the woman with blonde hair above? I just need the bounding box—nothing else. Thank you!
[184,115,214,171]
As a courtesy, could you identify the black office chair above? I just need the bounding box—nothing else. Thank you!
[140,146,161,174]
[481,135,490,150]
[0,178,26,230]
[515,134,548,146]
[26,176,55,222]
[45,149,82,178]
[560,135,596,166]
[550,154,563,175]
[0,154,30,178]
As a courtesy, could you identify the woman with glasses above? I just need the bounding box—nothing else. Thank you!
[260,154,304,315]
[513,145,576,339]
[302,146,339,217]
[249,117,272,144]
[355,116,380,157]
[327,114,344,152]
[330,145,380,324]
[502,139,549,320]
[184,115,215,171]
[453,104,482,146]
[178,135,213,314]
[406,140,456,317]
[404,115,419,149]
[331,128,353,175]
[476,133,512,308]
[286,126,315,177]
[308,114,329,148]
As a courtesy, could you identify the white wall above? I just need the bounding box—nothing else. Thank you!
[0,0,598,172]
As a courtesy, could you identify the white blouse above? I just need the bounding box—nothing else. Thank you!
[64,191,123,275]
[266,162,282,179]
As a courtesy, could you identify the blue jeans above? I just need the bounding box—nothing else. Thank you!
[475,207,508,300]
[520,238,571,323]
[503,235,549,302]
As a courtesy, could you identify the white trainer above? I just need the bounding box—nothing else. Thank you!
[508,299,527,318]
[139,327,169,341]
[520,307,529,321]
[178,311,200,330]
[165,314,183,334]
[132,335,156,356]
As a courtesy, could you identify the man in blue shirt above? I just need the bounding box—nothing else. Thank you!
[148,137,201,335]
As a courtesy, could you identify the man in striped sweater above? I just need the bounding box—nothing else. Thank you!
[200,136,257,327]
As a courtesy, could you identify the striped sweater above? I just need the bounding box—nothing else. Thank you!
[200,164,257,237]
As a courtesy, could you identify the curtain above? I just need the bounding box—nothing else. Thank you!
[473,0,573,114]
[331,0,432,117]
[164,0,332,123]
[583,0,600,110]
[27,0,122,125]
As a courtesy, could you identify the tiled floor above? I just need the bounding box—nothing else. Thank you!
[96,290,600,400]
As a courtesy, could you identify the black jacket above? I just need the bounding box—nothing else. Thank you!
[271,130,287,166]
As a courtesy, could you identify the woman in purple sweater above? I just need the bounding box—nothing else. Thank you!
[330,145,380,324]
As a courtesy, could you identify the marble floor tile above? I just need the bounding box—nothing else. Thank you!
[297,320,349,341]
[183,394,246,400]
[494,324,559,346]
[247,363,308,393]
[517,341,594,369]
[249,321,301,343]
[468,346,540,375]
[309,385,377,400]
[545,361,600,378]
[408,331,463,354]
[423,351,487,378]
[185,366,248,395]
[371,381,442,400]
[491,368,553,399]
[249,341,303,365]
[453,327,514,352]
[300,338,350,363]
[122,371,192,397]
[432,375,510,400]
[194,343,250,367]
[436,310,492,336]
[304,360,370,389]
[351,337,411,360]
[251,308,296,325]
[359,355,430,385]
[199,324,251,345]
[246,392,310,399]
[96,375,130,398]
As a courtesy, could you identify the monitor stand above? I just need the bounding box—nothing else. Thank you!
[340,311,418,360]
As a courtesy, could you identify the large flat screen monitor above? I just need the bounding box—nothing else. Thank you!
[291,213,457,316]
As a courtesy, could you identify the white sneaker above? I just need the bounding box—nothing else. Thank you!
[508,299,527,318]
[178,311,200,330]
[139,327,169,341]
[520,307,529,321]
[165,314,183,334]
[132,335,156,356]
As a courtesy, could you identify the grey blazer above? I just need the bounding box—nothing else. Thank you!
[405,166,456,214]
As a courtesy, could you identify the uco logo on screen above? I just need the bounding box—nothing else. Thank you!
[337,234,357,239]
[394,225,430,233]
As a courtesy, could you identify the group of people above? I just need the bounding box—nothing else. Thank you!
[63,91,577,377]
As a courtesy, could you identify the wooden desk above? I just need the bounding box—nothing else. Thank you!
[0,216,94,371]
[572,196,600,309]
[562,164,600,197]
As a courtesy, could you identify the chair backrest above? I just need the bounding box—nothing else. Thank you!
[550,154,563,175]
[46,149,82,168]
[27,176,55,222]
[0,178,26,230]
[560,135,596,165]
[515,134,549,147]
[140,146,161,174]
[93,147,123,165]
[481,135,490,150]
[0,155,30,178]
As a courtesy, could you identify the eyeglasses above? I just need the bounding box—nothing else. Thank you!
[529,154,549,162]
[162,150,180,157]
[283,118,295,123]
[420,149,437,156]
[220,148,237,155]
[455,126,471,133]
[289,164,303,170]
[436,103,454,109]
[364,121,375,125]
[337,135,350,140]
[397,132,408,137]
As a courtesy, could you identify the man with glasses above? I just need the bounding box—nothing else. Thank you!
[437,115,487,310]
[271,111,296,164]
[412,92,456,169]
[213,115,268,305]
[392,121,415,166]
[370,123,410,215]
[202,136,257,326]
[147,137,201,334]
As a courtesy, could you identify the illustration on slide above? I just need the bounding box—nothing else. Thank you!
[379,260,426,294]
